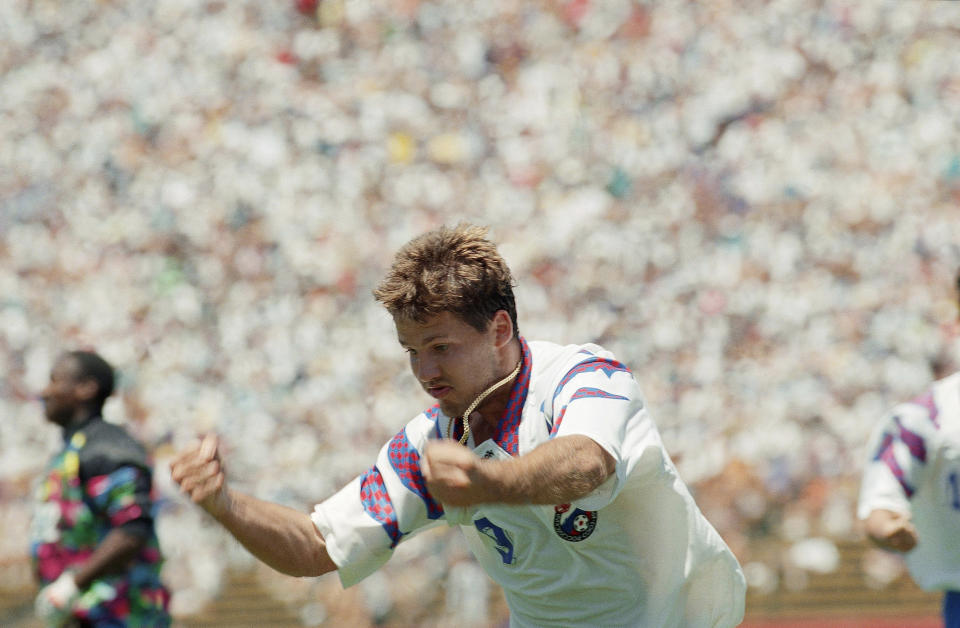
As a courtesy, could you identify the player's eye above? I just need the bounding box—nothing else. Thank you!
[433,344,448,353]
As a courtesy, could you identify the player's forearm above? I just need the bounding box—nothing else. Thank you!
[73,528,146,589]
[486,435,615,504]
[212,489,337,577]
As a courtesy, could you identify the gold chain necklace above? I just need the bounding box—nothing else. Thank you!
[446,359,522,445]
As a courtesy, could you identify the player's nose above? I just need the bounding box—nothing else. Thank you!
[415,354,440,382]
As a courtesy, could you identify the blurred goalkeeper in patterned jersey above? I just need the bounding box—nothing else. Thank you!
[859,268,960,628]
[172,223,746,627]
[31,350,170,628]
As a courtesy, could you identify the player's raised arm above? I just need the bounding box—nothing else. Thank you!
[170,434,337,577]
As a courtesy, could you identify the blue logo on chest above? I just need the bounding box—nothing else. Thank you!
[474,517,516,564]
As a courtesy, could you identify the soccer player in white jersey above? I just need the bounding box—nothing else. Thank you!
[172,224,746,627]
[859,269,960,628]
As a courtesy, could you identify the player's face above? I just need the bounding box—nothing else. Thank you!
[395,311,501,419]
[40,356,85,426]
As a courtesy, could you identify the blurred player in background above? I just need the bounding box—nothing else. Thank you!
[31,351,170,627]
[859,268,960,628]
[172,224,746,627]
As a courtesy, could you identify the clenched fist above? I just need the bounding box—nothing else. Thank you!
[35,570,79,626]
[170,434,230,517]
[865,509,919,553]
[421,439,497,507]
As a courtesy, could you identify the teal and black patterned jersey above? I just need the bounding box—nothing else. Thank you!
[30,415,171,627]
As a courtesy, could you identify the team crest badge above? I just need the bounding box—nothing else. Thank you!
[553,503,597,541]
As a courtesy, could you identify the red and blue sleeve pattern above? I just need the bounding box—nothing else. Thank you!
[360,427,445,547]
[312,407,450,587]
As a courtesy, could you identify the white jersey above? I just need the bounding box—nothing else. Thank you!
[858,371,960,591]
[312,339,746,627]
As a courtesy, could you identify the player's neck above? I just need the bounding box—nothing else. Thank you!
[469,338,523,441]
[470,373,518,436]
[468,408,500,445]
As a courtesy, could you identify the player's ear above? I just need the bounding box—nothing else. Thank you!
[74,378,100,403]
[491,310,514,349]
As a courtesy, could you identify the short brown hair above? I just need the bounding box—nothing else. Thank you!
[373,224,519,335]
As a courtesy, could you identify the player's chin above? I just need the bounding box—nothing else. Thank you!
[438,400,466,420]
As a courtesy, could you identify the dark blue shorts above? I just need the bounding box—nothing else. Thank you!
[945,590,960,628]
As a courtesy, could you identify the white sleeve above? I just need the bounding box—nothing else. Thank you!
[548,356,657,511]
[857,403,936,520]
[311,410,446,588]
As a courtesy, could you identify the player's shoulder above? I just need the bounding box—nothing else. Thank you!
[931,370,960,394]
[889,371,960,432]
[79,418,149,471]
[926,370,960,429]
[403,404,445,443]
[528,340,638,409]
[528,340,623,373]
[557,342,632,382]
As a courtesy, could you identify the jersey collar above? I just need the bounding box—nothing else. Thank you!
[492,337,531,456]
[62,413,102,443]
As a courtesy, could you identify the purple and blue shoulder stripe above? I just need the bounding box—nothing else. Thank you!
[872,392,940,498]
[545,355,631,436]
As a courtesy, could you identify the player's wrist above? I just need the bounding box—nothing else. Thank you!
[204,485,235,520]
[478,457,520,504]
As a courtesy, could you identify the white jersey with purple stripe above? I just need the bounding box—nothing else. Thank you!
[312,338,746,627]
[858,371,960,591]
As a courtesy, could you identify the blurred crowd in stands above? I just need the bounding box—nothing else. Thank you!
[1,0,959,624]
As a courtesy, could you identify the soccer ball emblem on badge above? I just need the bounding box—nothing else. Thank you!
[572,514,590,532]
[553,504,598,541]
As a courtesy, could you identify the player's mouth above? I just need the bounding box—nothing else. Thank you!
[426,385,452,399]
